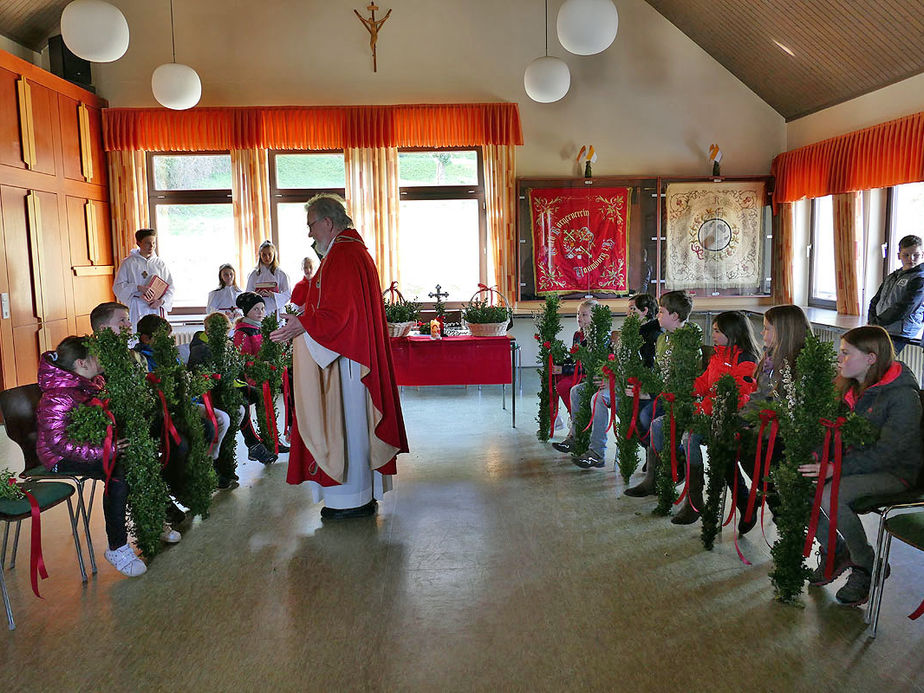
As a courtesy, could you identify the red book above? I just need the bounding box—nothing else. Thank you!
[142,275,169,303]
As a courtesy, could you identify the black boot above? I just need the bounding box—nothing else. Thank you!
[625,447,659,497]
[671,465,704,525]
[732,473,757,535]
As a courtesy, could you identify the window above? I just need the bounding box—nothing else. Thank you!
[269,151,344,285]
[148,153,234,310]
[886,181,924,273]
[809,195,837,306]
[397,149,485,303]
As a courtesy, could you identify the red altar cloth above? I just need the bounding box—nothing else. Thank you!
[390,335,513,386]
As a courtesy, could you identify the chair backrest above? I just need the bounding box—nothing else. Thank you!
[0,384,42,471]
[916,390,924,490]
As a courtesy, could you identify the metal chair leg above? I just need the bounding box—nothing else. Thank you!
[9,520,21,569]
[74,480,98,576]
[65,496,88,583]
[0,533,13,631]
[865,510,889,625]
[866,533,893,638]
[0,522,8,569]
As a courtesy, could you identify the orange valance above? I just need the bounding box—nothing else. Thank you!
[103,103,523,151]
[772,111,924,205]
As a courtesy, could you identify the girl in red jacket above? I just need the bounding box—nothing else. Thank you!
[35,337,148,577]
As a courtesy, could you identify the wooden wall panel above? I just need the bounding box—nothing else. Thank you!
[27,81,57,177]
[0,67,25,171]
[59,94,83,182]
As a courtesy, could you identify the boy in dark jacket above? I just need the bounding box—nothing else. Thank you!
[868,234,924,346]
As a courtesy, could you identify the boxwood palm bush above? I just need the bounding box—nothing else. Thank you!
[696,374,740,550]
[204,314,244,482]
[572,304,613,457]
[535,295,567,441]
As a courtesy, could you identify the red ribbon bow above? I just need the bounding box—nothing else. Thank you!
[145,372,181,465]
[88,397,117,494]
[804,417,846,579]
[387,280,399,302]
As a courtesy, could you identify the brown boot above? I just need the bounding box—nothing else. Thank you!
[625,447,659,497]
[671,464,704,525]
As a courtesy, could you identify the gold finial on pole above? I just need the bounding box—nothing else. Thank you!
[354,3,392,73]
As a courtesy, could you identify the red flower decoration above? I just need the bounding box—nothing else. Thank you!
[534,333,540,341]
[569,345,579,355]
[543,341,551,349]
[607,354,616,361]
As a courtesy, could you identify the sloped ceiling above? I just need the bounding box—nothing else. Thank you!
[643,0,924,120]
[2,1,924,121]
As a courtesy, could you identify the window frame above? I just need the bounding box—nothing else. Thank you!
[268,149,346,247]
[398,146,487,309]
[146,151,234,315]
[808,195,837,310]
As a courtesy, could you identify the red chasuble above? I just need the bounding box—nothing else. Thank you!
[286,229,408,486]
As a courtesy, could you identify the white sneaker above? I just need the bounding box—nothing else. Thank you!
[104,544,147,577]
[160,525,182,544]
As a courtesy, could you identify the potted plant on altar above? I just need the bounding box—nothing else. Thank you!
[383,296,421,338]
[462,299,512,337]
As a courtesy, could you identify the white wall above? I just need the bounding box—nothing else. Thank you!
[92,0,785,178]
[0,35,41,67]
[787,72,924,150]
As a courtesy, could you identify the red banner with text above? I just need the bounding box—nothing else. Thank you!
[530,187,630,294]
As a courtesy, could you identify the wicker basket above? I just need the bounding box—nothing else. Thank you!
[463,285,512,337]
[387,321,415,338]
[464,321,509,337]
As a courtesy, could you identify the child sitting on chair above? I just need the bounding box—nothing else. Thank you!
[35,336,149,577]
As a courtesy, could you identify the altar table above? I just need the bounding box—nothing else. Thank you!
[389,335,519,427]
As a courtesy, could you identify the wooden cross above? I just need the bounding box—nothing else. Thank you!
[354,3,392,73]
[428,284,449,303]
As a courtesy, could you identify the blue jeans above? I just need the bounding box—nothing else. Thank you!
[569,382,611,457]
[651,416,704,467]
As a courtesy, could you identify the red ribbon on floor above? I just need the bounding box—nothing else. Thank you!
[803,417,846,579]
[910,599,924,620]
[7,479,48,598]
[87,397,117,494]
[262,380,279,454]
[721,434,751,566]
[145,373,180,466]
[282,366,292,439]
[547,352,558,438]
[744,410,778,525]
[625,378,642,441]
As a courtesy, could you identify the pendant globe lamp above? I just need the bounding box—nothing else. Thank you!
[557,0,619,56]
[151,0,201,110]
[60,0,130,63]
[524,0,570,103]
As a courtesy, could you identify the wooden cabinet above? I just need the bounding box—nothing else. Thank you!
[0,49,111,388]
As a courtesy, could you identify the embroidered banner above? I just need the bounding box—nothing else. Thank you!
[530,187,630,294]
[665,182,765,291]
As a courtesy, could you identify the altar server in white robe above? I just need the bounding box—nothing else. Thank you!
[112,228,175,330]
[207,263,243,320]
[246,240,291,319]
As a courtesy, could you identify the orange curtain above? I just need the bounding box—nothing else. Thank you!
[230,148,270,277]
[772,111,924,206]
[833,192,861,315]
[771,202,794,304]
[344,147,400,288]
[104,103,524,152]
[483,144,518,300]
[107,149,149,263]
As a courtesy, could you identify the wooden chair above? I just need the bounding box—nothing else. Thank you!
[0,384,96,579]
[859,390,924,631]
[865,506,924,638]
[1,481,81,630]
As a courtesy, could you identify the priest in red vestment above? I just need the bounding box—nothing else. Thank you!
[270,194,408,519]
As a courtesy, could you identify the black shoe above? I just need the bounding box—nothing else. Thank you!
[836,567,872,606]
[217,475,232,490]
[738,511,758,536]
[276,443,290,454]
[809,547,853,586]
[165,502,187,526]
[320,500,377,520]
[552,438,574,454]
[248,443,278,465]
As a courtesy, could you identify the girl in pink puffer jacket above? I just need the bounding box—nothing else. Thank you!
[35,336,147,578]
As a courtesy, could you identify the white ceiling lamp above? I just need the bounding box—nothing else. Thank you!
[524,0,570,103]
[60,0,130,63]
[151,0,201,110]
[557,0,619,56]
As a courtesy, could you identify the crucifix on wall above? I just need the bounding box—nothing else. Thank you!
[354,3,392,73]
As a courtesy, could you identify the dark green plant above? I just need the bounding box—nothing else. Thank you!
[572,304,613,456]
[654,323,702,515]
[384,296,421,323]
[66,402,110,446]
[204,319,245,481]
[534,295,568,441]
[88,328,165,558]
[245,313,285,451]
[462,299,510,324]
[698,374,740,550]
[150,327,216,518]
